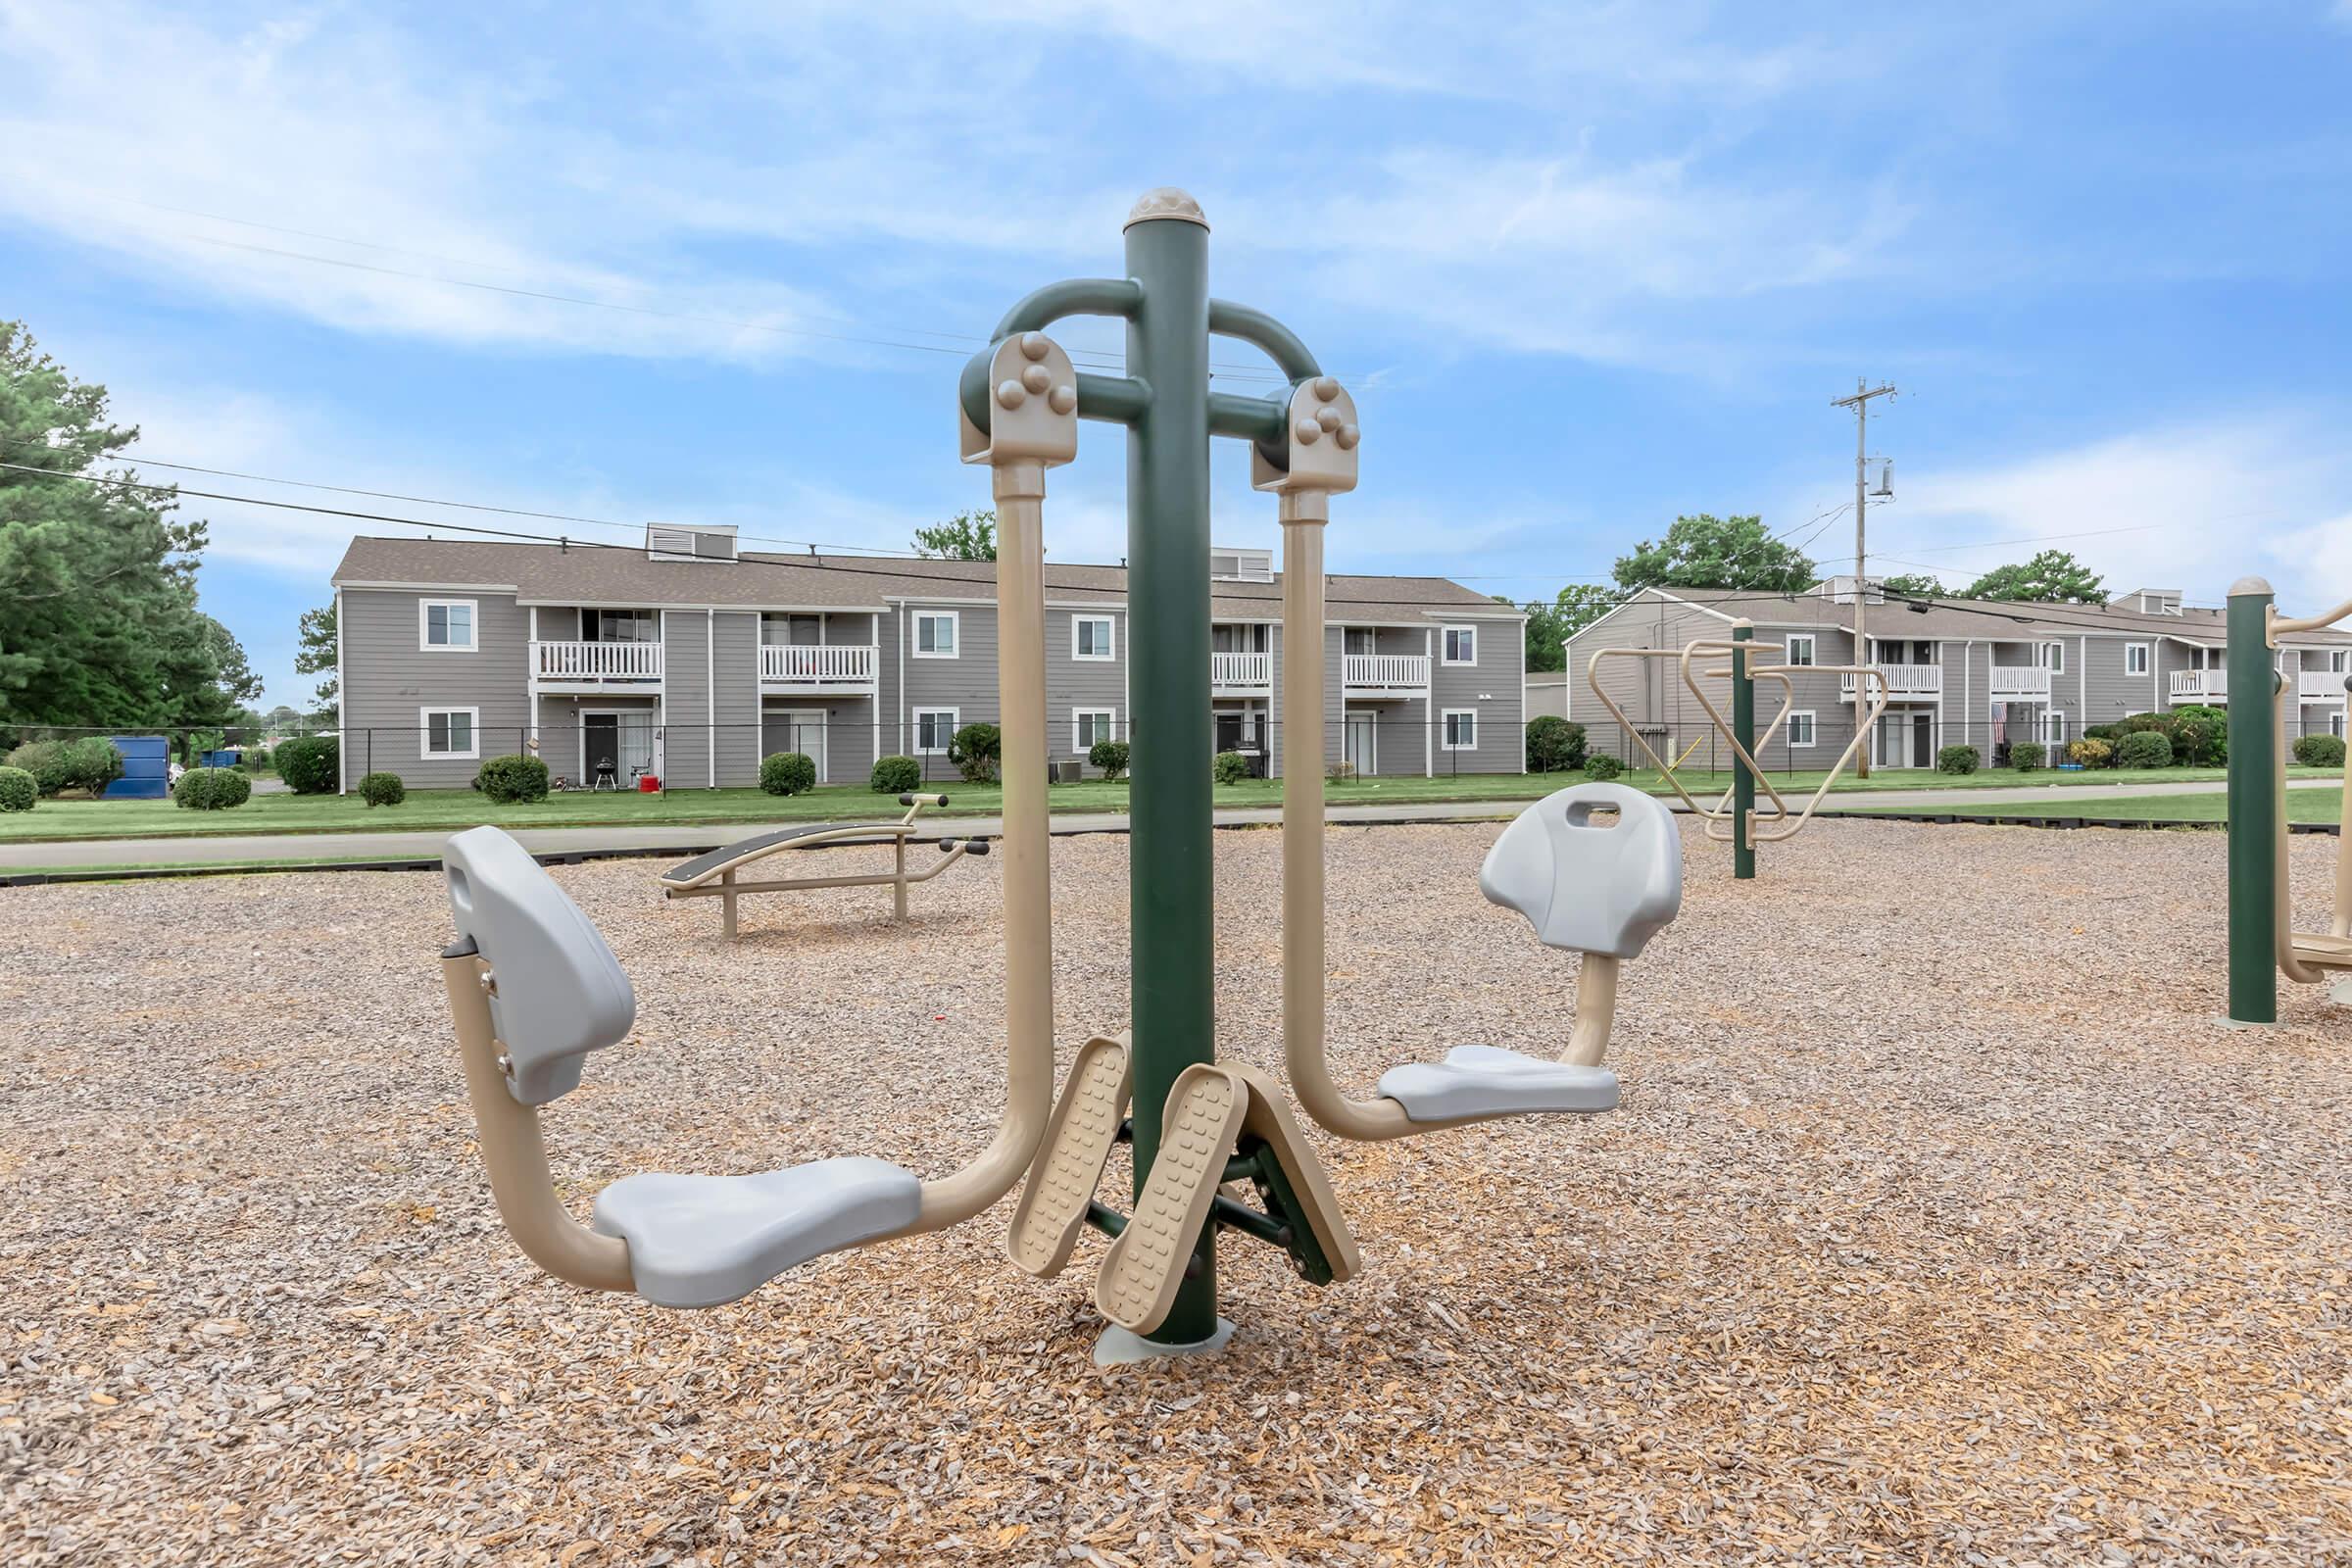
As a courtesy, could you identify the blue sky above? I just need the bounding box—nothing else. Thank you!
[6,1,2351,709]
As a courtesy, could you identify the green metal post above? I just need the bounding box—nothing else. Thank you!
[1731,620,1755,880]
[2226,577,2278,1024]
[1122,201,1218,1345]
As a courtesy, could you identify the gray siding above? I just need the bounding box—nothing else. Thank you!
[1430,619,1520,775]
[898,604,1001,757]
[663,610,713,788]
[340,588,531,788]
[1048,607,1128,771]
[712,611,761,785]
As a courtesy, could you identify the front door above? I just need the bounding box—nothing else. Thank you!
[1214,711,1246,755]
[1909,711,1934,767]
[1343,711,1376,777]
[583,712,656,785]
[769,709,828,781]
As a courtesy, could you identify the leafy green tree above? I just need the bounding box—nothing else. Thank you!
[1879,572,1946,599]
[1960,549,2105,605]
[295,603,339,720]
[1613,514,1815,595]
[912,509,996,561]
[1512,584,1624,672]
[0,321,248,735]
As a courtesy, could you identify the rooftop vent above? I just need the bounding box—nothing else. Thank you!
[1209,545,1274,584]
[647,524,738,563]
[1818,574,1885,606]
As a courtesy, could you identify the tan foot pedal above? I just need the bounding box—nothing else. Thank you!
[1004,1034,1132,1278]
[1225,1063,1361,1287]
[1095,1065,1248,1335]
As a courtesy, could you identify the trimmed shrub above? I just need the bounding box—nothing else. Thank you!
[949,722,1002,784]
[358,771,407,807]
[2117,730,2174,769]
[2293,734,2347,768]
[760,751,817,797]
[474,753,551,804]
[2082,723,2124,744]
[1088,738,1131,780]
[0,766,34,812]
[2010,741,2046,771]
[57,737,122,796]
[172,766,252,810]
[4,741,68,797]
[870,754,923,794]
[1525,715,1588,773]
[1584,754,1624,781]
[1212,750,1249,785]
[1326,760,1357,782]
[2169,704,2227,765]
[2066,737,2114,770]
[1936,744,1980,775]
[275,734,339,795]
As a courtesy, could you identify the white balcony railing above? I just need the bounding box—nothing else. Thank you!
[2172,669,2227,703]
[1210,651,1271,688]
[1343,653,1429,690]
[1839,662,1942,699]
[532,639,662,682]
[760,644,877,686]
[1988,664,2053,701]
[2300,670,2349,702]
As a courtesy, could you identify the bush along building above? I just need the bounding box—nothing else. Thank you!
[1564,578,2352,772]
[328,527,1528,791]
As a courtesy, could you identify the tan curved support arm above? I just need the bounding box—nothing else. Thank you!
[1561,953,1620,1067]
[1678,643,1888,845]
[2270,597,2352,637]
[442,951,634,1293]
[2274,678,2328,985]
[2265,602,2352,942]
[1584,646,1730,819]
[904,459,1055,1228]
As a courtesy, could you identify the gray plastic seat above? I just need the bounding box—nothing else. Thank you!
[1374,783,1680,1123]
[591,1157,922,1309]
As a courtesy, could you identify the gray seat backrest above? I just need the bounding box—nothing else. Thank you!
[1479,782,1683,958]
[443,825,635,1105]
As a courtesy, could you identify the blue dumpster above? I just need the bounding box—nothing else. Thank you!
[200,749,243,769]
[105,735,171,799]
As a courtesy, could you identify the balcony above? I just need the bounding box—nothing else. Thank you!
[1211,651,1271,691]
[532,639,662,687]
[1988,664,2053,701]
[760,643,878,690]
[2172,670,2227,703]
[1343,653,1429,693]
[2301,670,2349,702]
[1838,662,1942,700]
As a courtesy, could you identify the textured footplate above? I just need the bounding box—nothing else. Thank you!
[1224,1062,1361,1287]
[1095,1065,1248,1334]
[1004,1034,1132,1278]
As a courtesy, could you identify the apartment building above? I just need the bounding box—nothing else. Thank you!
[328,526,1528,791]
[1564,578,2352,769]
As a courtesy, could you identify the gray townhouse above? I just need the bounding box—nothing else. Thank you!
[1564,577,2352,771]
[328,526,1529,792]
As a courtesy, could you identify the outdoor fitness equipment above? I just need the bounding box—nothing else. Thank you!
[2223,576,2352,1023]
[1583,624,1891,879]
[656,794,989,937]
[439,190,1690,1358]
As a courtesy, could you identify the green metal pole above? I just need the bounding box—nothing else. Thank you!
[1732,620,1755,880]
[1122,200,1218,1345]
[2226,577,2278,1024]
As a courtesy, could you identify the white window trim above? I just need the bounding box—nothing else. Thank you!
[912,707,959,754]
[419,706,481,760]
[1441,708,1478,751]
[1788,710,1817,749]
[2044,640,2065,674]
[418,597,479,653]
[1071,614,1115,662]
[1072,708,1116,752]
[912,610,960,659]
[1785,634,1816,667]
[1442,625,1478,666]
[2126,642,2150,676]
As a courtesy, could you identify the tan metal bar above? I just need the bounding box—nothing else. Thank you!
[442,951,633,1294]
[1583,646,1732,820]
[662,847,976,901]
[2275,678,2328,984]
[2269,597,2352,638]
[1678,644,1889,845]
[662,822,926,890]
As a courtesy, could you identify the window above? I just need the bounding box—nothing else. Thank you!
[2331,650,2350,674]
[913,611,959,659]
[2039,641,2065,674]
[2334,710,2347,740]
[1442,710,1478,751]
[1785,634,1815,667]
[2040,710,2068,747]
[419,599,476,652]
[1442,626,1478,665]
[913,709,958,754]
[1072,615,1114,661]
[1073,709,1116,751]
[420,707,479,760]
[2126,643,2150,676]
[1788,710,1817,748]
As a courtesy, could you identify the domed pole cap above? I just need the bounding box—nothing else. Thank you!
[1124,188,1209,230]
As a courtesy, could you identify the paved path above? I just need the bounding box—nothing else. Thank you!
[3,777,2331,875]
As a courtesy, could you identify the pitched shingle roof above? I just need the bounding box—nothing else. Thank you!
[1594,587,2352,646]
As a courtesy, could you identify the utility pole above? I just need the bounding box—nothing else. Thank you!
[1833,378,1895,775]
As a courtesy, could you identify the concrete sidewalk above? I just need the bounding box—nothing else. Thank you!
[3,776,2329,876]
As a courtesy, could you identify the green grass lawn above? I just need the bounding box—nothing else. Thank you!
[1843,786,2345,825]
[0,761,2329,846]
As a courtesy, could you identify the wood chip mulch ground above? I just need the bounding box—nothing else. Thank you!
[3,819,2349,1566]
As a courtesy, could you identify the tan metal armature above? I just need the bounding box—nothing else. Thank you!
[659,796,979,936]
[2265,620,2352,983]
[445,334,1081,1298]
